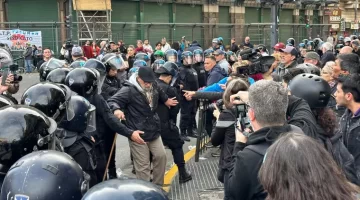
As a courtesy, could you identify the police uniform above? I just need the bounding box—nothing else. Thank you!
[179,64,199,135]
[192,62,207,88]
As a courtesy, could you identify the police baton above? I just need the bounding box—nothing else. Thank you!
[102,129,118,181]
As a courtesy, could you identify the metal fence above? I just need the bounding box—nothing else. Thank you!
[0,22,332,57]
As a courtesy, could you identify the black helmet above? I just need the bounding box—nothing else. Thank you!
[204,49,214,56]
[101,53,126,72]
[2,150,90,200]
[289,73,331,109]
[65,68,98,97]
[69,60,86,68]
[21,82,74,122]
[165,49,178,63]
[82,179,169,200]
[0,48,13,67]
[46,68,71,84]
[193,49,204,63]
[60,95,96,134]
[39,58,66,81]
[84,59,106,94]
[181,51,193,65]
[287,38,295,46]
[135,52,150,66]
[0,94,15,108]
[0,105,57,166]
[155,61,179,87]
[151,59,165,72]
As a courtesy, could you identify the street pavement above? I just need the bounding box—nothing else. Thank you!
[13,72,197,178]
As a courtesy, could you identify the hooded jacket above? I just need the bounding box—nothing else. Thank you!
[207,64,227,86]
[107,74,169,142]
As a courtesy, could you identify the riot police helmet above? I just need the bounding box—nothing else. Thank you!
[287,38,295,46]
[0,105,57,166]
[0,47,13,67]
[298,43,306,49]
[84,59,106,94]
[135,52,150,66]
[193,49,204,63]
[155,61,179,87]
[338,35,344,41]
[152,59,165,72]
[1,150,90,200]
[181,51,193,65]
[69,60,86,68]
[289,73,331,109]
[128,60,148,78]
[0,94,15,108]
[302,39,309,45]
[46,67,71,84]
[82,179,169,200]
[39,58,66,82]
[165,49,178,63]
[203,49,214,57]
[21,82,74,122]
[101,53,126,72]
[65,68,98,97]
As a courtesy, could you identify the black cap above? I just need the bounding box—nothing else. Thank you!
[138,67,156,83]
[155,67,171,75]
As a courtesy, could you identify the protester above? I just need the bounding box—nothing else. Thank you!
[320,42,335,68]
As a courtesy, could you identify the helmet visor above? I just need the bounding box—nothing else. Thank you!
[166,55,177,63]
[0,48,13,67]
[183,56,193,65]
[194,54,203,63]
[106,55,126,70]
[46,58,66,69]
[85,104,96,133]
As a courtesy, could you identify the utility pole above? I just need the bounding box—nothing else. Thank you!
[356,0,358,36]
[270,2,279,52]
[68,0,73,40]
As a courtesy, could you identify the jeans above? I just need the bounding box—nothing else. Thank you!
[25,59,32,73]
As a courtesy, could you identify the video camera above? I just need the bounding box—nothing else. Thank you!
[65,40,74,51]
[237,52,275,75]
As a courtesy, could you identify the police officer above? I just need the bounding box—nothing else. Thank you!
[101,54,124,100]
[1,150,90,200]
[155,62,192,183]
[212,38,221,51]
[152,59,165,72]
[59,95,98,187]
[65,67,144,181]
[135,52,151,67]
[39,58,67,82]
[179,51,199,140]
[82,179,168,200]
[193,49,207,88]
[0,105,58,187]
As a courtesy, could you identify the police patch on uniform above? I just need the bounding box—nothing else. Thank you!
[15,194,30,200]
[68,78,74,86]
[24,98,31,105]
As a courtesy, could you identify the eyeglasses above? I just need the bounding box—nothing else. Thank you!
[214,54,221,57]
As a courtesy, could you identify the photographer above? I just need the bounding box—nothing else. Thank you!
[210,79,249,200]
[227,80,303,200]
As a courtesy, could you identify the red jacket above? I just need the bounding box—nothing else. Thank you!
[83,45,93,59]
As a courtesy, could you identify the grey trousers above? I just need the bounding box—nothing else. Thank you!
[129,136,167,186]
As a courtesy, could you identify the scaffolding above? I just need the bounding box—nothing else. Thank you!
[73,0,112,41]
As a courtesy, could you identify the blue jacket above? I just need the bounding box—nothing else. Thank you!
[207,64,227,86]
[202,77,255,92]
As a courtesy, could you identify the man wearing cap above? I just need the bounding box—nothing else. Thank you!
[108,67,178,186]
[296,52,321,75]
[214,49,230,74]
[155,63,192,184]
[344,37,352,46]
[320,42,335,68]
[72,45,87,63]
[275,46,298,78]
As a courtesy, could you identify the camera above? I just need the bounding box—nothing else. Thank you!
[65,40,74,51]
[208,99,224,111]
[237,56,275,75]
[235,103,250,131]
[9,64,22,83]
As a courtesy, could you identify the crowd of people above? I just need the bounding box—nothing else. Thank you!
[0,33,358,200]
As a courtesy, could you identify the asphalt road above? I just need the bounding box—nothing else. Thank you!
[13,72,197,178]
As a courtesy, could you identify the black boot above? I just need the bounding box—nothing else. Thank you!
[108,168,117,179]
[178,166,192,184]
[187,129,198,138]
[180,130,191,142]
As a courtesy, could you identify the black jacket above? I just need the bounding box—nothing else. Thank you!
[327,82,346,119]
[87,94,133,141]
[156,79,183,148]
[231,43,239,53]
[228,124,302,200]
[340,108,360,177]
[107,76,169,142]
[192,63,207,88]
[321,50,335,68]
[188,42,202,53]
[211,109,237,174]
[179,65,199,92]
[101,75,122,100]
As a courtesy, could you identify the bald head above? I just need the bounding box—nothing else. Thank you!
[340,46,353,54]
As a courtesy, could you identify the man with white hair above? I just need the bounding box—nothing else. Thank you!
[321,42,335,68]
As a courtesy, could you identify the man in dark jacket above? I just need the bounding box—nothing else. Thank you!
[23,43,33,73]
[228,80,303,200]
[275,46,298,79]
[204,56,227,86]
[107,67,178,186]
[155,64,192,184]
[230,38,239,53]
[336,74,360,176]
[320,42,336,68]
[188,41,202,53]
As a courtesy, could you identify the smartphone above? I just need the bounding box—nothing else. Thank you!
[1,70,8,86]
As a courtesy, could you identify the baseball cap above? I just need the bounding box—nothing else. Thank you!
[352,40,360,46]
[344,37,351,43]
[155,67,171,75]
[138,66,156,83]
[71,46,83,56]
[304,52,320,61]
[213,49,225,55]
[273,42,285,50]
[279,46,298,56]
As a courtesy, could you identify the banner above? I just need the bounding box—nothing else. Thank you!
[0,29,42,51]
